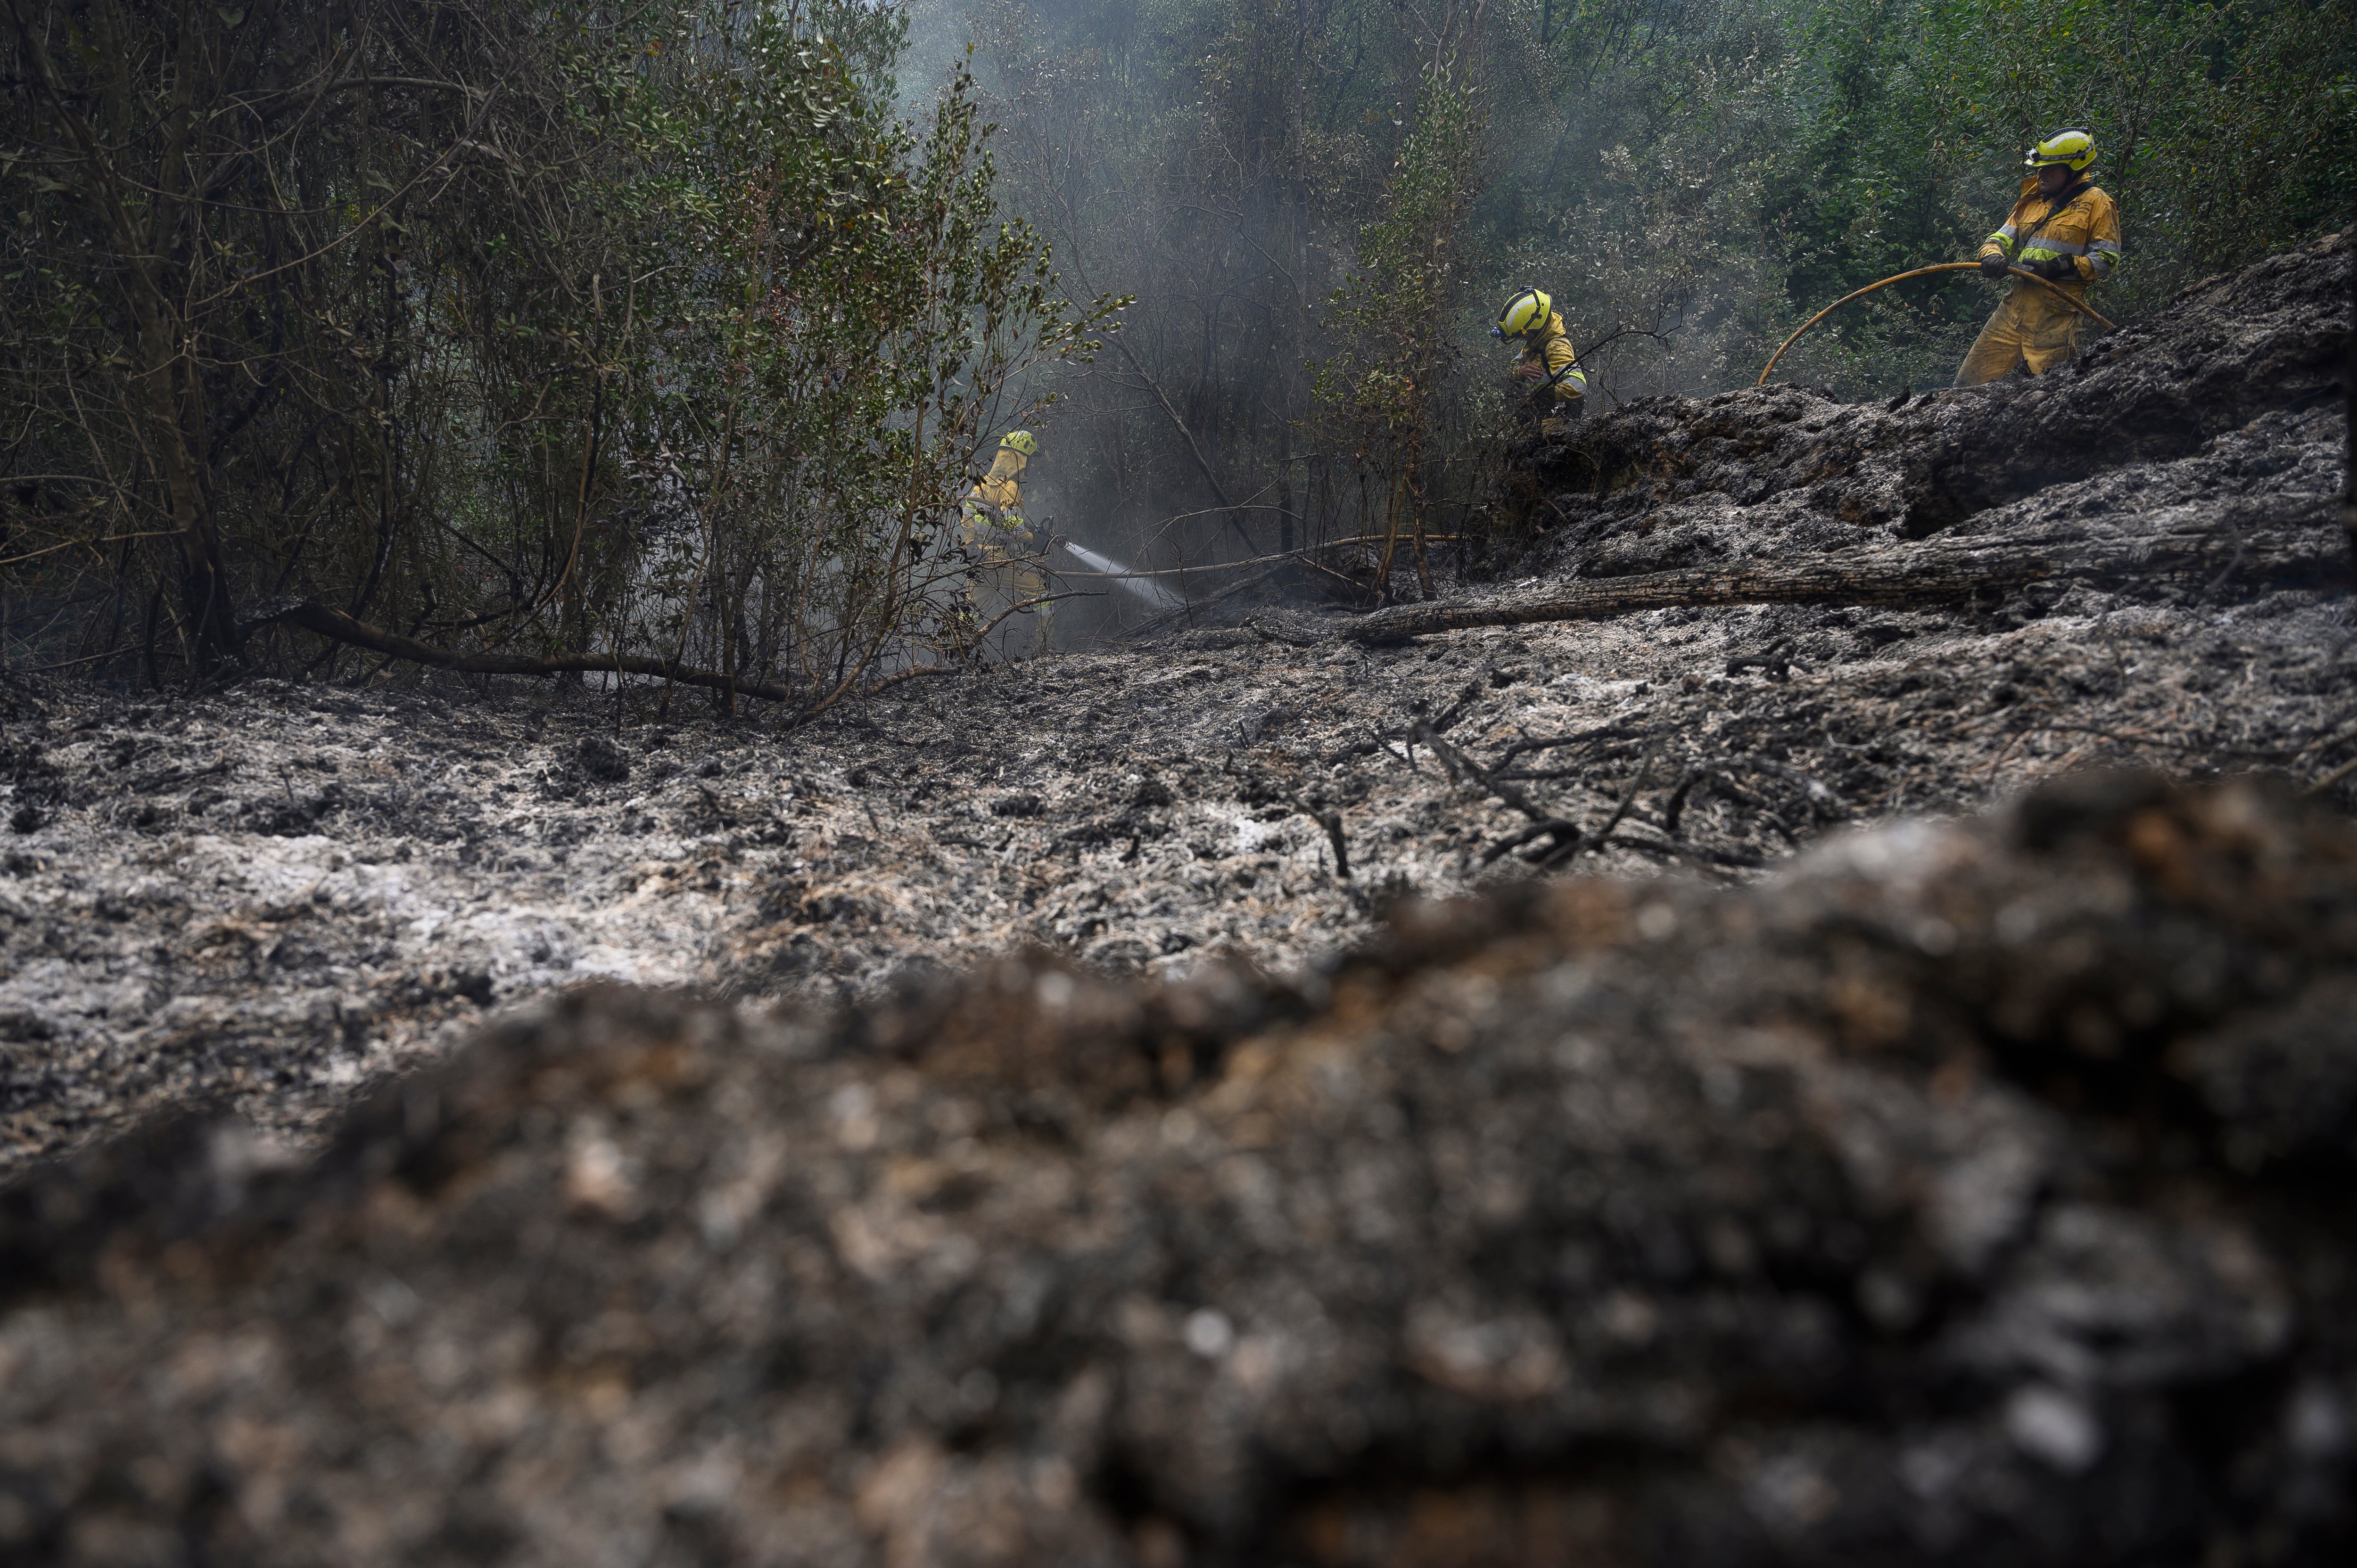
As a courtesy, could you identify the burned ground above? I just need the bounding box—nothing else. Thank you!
[0,775,2353,1567]
[1492,233,2350,568]
[6,561,2348,1177]
[0,235,2350,1564]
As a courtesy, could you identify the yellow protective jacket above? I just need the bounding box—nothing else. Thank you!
[1519,310,1587,402]
[1976,178,2122,288]
[963,448,1029,540]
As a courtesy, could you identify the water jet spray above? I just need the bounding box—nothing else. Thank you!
[1054,539,1186,612]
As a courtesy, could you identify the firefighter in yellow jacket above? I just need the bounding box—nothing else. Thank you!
[959,430,1051,655]
[1955,127,2122,386]
[1492,287,1587,433]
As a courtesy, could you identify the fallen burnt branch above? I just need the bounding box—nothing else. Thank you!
[1477,817,1583,864]
[1586,739,1662,851]
[1122,567,1290,642]
[864,665,963,698]
[1613,832,1770,870]
[240,598,804,703]
[1346,523,2343,643]
[1492,720,1654,776]
[1726,638,1795,681]
[962,590,1102,654]
[1424,675,1490,737]
[2306,751,2357,798]
[1410,718,1584,869]
[1415,698,1806,872]
[1395,681,1675,870]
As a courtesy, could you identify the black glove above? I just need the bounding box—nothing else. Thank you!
[2034,254,2078,281]
[1978,253,2010,280]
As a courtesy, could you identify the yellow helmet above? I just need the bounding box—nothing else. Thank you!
[999,430,1038,457]
[1491,287,1552,344]
[2024,127,2095,173]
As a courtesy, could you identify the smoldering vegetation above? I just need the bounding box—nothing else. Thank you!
[919,0,2357,640]
[2,0,2349,678]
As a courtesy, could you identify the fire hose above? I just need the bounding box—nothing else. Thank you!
[1757,261,2118,387]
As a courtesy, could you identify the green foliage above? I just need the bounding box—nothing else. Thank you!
[616,10,1116,701]
[1761,0,2357,386]
[0,0,1112,704]
[1315,65,1489,599]
[964,0,2353,583]
[3,0,2346,671]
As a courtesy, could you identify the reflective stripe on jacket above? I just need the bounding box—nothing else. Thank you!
[1520,310,1587,401]
[964,448,1028,533]
[1978,179,2123,284]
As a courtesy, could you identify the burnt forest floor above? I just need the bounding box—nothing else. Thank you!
[4,566,2351,1176]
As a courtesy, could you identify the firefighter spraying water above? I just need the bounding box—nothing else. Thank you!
[961,431,1051,655]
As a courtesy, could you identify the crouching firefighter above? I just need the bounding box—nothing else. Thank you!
[1493,287,1587,435]
[958,430,1053,657]
[1955,127,2121,386]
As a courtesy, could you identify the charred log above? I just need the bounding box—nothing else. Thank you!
[239,597,802,705]
[1348,516,2346,643]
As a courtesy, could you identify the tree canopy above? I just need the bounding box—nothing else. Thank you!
[4,0,2349,681]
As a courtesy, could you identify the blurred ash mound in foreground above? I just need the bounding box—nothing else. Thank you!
[2,774,2354,1567]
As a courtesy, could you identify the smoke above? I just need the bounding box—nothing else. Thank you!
[890,0,2357,606]
[890,0,975,110]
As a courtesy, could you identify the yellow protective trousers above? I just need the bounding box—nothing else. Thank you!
[958,515,1050,658]
[1953,282,2088,386]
